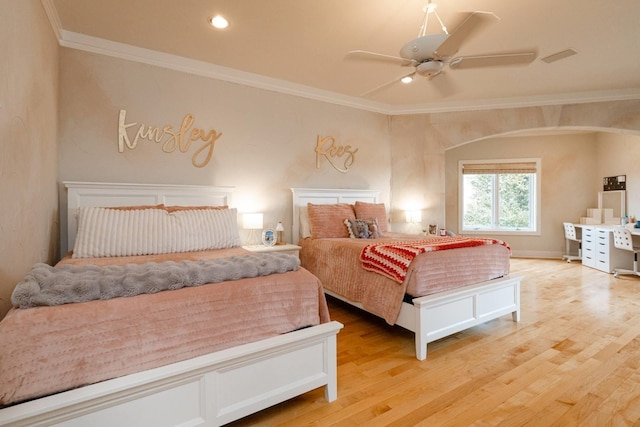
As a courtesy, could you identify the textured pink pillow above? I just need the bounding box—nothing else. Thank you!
[354,201,388,232]
[307,203,355,238]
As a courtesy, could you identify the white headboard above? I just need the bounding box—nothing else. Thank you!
[290,188,380,244]
[61,181,235,255]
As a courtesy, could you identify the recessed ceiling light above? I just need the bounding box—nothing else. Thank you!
[209,15,229,29]
[401,76,413,84]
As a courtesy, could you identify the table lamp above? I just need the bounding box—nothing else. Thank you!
[276,221,285,245]
[243,213,263,245]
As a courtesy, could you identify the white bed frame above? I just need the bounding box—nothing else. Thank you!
[0,182,342,427]
[291,187,521,361]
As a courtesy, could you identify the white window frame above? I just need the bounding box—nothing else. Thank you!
[458,158,541,236]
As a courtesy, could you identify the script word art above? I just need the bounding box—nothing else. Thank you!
[118,110,222,168]
[315,135,358,173]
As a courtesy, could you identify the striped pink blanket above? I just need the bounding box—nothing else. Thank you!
[360,236,511,283]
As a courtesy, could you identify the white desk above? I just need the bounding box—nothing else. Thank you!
[572,224,639,273]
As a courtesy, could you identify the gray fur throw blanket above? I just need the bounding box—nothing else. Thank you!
[11,253,300,309]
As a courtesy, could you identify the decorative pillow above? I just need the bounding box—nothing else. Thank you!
[354,201,388,232]
[307,203,355,238]
[344,219,372,239]
[360,217,383,238]
[73,206,241,258]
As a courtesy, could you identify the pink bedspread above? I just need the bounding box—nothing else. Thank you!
[361,236,511,283]
[299,233,510,324]
[0,248,329,407]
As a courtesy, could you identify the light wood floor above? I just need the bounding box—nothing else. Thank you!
[229,258,640,426]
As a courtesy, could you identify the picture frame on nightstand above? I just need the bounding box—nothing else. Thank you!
[262,228,276,246]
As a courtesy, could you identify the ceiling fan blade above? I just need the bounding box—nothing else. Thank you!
[434,11,499,58]
[347,50,416,66]
[360,72,415,97]
[449,52,537,69]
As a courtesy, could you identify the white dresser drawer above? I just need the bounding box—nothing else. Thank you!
[582,247,595,267]
[582,226,596,240]
[595,257,610,273]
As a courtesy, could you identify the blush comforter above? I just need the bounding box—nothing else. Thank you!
[299,233,510,324]
[0,247,330,407]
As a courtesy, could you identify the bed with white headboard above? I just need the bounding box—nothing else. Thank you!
[0,181,342,427]
[291,187,521,360]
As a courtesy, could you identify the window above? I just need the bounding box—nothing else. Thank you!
[459,159,540,234]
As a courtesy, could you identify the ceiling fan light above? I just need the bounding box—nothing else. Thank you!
[209,15,229,29]
[416,60,443,77]
[401,76,413,84]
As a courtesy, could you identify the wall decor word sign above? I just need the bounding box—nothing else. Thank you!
[315,135,358,173]
[118,110,222,168]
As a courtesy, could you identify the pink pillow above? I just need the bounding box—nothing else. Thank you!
[307,203,355,238]
[354,201,388,232]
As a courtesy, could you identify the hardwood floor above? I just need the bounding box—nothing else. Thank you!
[228,258,640,426]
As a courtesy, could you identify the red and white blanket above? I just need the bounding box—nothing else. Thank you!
[360,236,511,283]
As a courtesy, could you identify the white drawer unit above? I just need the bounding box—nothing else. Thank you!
[581,226,596,268]
[595,228,613,272]
[576,226,633,273]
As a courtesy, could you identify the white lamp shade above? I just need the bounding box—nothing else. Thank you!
[243,213,264,230]
[405,210,422,223]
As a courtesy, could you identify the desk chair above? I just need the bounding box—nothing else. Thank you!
[562,222,582,263]
[612,227,640,278]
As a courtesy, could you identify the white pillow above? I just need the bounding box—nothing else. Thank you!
[73,207,241,258]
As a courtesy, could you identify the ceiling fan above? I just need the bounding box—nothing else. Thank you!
[349,1,537,96]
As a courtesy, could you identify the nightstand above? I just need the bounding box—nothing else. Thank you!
[242,243,302,259]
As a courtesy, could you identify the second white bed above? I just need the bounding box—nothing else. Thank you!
[291,187,521,360]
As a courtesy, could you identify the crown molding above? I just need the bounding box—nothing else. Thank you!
[60,29,397,115]
[43,0,640,116]
[385,89,640,115]
[41,0,61,40]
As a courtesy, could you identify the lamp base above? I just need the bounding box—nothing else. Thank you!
[245,229,262,246]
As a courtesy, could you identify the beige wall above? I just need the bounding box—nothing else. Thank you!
[389,115,446,233]
[0,0,59,318]
[444,133,599,257]
[58,49,391,247]
[596,132,640,219]
[390,102,640,256]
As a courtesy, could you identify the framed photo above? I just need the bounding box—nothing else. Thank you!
[428,224,438,236]
[262,228,276,246]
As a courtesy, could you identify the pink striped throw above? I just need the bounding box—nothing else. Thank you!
[360,236,511,283]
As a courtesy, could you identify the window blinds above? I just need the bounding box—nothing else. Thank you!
[462,161,537,174]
